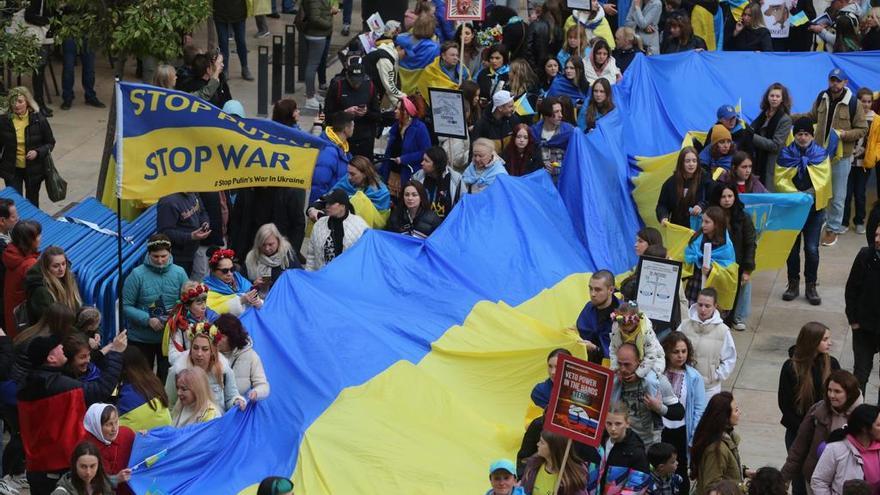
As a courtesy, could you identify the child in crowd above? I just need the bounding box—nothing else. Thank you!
[718,152,768,194]
[647,442,683,495]
[609,300,665,378]
[600,404,651,494]
[676,288,736,398]
[531,348,572,409]
[699,125,737,179]
[485,459,525,495]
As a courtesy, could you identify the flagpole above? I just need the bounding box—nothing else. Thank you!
[113,78,124,335]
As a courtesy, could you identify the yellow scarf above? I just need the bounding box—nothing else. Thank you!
[325,127,349,153]
[619,318,648,359]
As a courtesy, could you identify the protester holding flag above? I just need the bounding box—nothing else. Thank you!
[214,314,270,402]
[169,366,221,427]
[777,117,831,306]
[117,347,172,432]
[411,147,465,220]
[438,41,471,85]
[657,147,712,228]
[23,246,80,327]
[322,156,391,229]
[717,153,769,194]
[397,16,443,95]
[166,326,245,413]
[531,97,574,178]
[204,248,262,316]
[164,281,220,365]
[699,125,738,179]
[463,138,510,194]
[123,234,188,381]
[386,181,443,239]
[306,189,370,271]
[683,207,739,310]
[547,57,590,105]
[83,404,134,495]
[0,87,55,207]
[502,125,544,176]
[579,78,615,132]
[384,96,432,190]
[708,184,756,328]
[49,441,113,495]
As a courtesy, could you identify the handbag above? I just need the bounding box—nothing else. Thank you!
[12,303,29,333]
[44,152,67,202]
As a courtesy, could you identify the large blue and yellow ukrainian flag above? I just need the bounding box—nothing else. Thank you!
[126,172,605,494]
[396,34,443,98]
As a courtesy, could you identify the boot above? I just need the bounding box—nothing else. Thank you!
[805,282,821,306]
[782,279,799,301]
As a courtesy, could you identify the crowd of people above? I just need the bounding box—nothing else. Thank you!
[1,0,880,493]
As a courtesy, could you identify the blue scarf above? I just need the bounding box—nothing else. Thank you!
[530,121,574,149]
[462,156,508,188]
[698,145,734,171]
[204,271,253,296]
[333,175,391,211]
[546,75,588,102]
[684,232,736,268]
[777,141,828,181]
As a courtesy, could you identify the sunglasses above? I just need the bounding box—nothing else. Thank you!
[216,267,235,274]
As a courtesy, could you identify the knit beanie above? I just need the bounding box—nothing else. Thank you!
[710,124,733,145]
[792,116,815,136]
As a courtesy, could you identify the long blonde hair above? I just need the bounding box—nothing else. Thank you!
[38,246,82,312]
[508,59,537,97]
[173,367,218,419]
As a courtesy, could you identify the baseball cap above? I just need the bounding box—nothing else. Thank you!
[492,90,514,112]
[716,104,736,121]
[828,68,847,81]
[489,459,517,476]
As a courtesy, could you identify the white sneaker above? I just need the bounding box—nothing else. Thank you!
[840,226,849,234]
[304,97,321,110]
[0,480,18,495]
[856,224,866,234]
[315,93,325,103]
[733,321,747,331]
[11,474,27,490]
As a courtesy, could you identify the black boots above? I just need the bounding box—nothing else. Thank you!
[782,279,799,301]
[805,282,821,305]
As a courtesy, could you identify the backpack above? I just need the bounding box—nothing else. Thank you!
[363,47,396,98]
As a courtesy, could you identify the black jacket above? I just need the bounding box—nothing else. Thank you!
[199,192,228,247]
[656,174,713,227]
[526,19,562,73]
[728,208,757,272]
[602,429,651,488]
[845,247,880,330]
[227,187,306,261]
[177,74,232,109]
[272,188,307,256]
[778,347,841,430]
[612,48,643,73]
[517,416,601,477]
[724,26,773,51]
[385,207,442,239]
[156,193,208,265]
[17,351,123,405]
[501,146,544,177]
[660,34,708,54]
[472,111,521,151]
[323,74,382,144]
[0,110,55,182]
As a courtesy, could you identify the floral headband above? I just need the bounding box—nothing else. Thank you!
[147,239,172,250]
[185,321,220,345]
[181,283,208,305]
[209,248,236,268]
[611,301,642,325]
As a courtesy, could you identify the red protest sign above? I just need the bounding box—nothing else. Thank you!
[543,354,614,447]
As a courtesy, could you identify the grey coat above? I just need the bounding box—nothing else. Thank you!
[752,112,792,192]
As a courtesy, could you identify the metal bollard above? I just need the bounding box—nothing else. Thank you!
[297,30,306,82]
[285,25,295,94]
[257,46,269,117]
[272,35,283,105]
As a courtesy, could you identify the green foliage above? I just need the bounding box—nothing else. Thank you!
[54,0,211,61]
[0,0,44,77]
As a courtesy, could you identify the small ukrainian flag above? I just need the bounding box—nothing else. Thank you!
[514,94,535,116]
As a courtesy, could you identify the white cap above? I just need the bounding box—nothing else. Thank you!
[492,90,513,112]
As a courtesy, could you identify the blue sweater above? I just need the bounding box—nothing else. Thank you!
[575,296,619,358]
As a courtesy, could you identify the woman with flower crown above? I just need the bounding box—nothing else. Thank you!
[165,322,246,413]
[163,281,220,366]
[203,247,263,316]
[122,233,188,382]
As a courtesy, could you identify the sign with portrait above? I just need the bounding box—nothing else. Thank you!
[428,88,468,139]
[761,0,791,38]
[445,0,484,21]
[544,354,613,447]
[635,256,682,324]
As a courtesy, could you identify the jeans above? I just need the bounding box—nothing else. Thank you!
[733,280,751,323]
[6,168,42,207]
[785,427,807,495]
[342,0,353,24]
[787,206,824,283]
[215,20,249,74]
[304,36,328,97]
[844,165,869,228]
[62,38,97,103]
[852,327,880,403]
[318,35,331,85]
[130,340,170,383]
[273,0,295,12]
[825,156,852,233]
[255,15,269,33]
[31,45,51,109]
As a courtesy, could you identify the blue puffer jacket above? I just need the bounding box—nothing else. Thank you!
[384,118,432,185]
[122,254,188,344]
[310,132,351,204]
